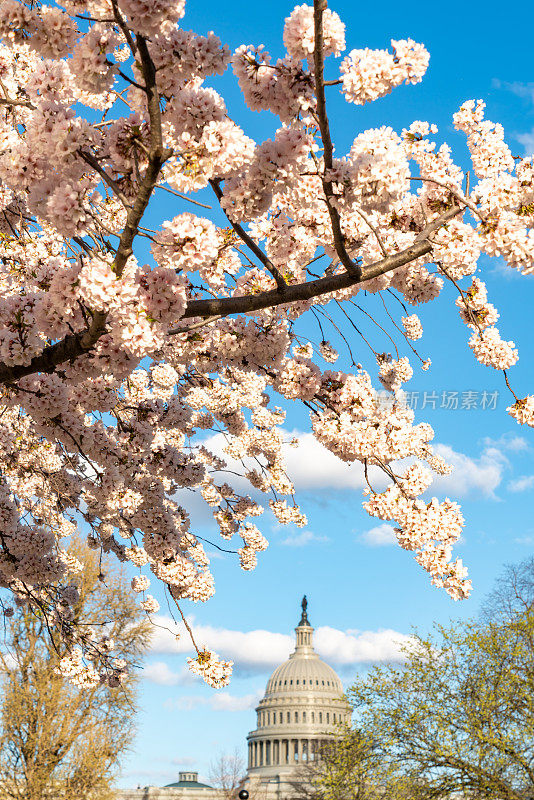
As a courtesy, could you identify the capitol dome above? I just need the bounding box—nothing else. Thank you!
[246,598,351,785]
[265,647,344,698]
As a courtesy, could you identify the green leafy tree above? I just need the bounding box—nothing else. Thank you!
[288,729,429,800]
[348,600,534,799]
[0,539,151,800]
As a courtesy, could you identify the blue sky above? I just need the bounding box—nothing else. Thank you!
[117,0,534,789]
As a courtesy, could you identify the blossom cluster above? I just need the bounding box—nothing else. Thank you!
[340,39,429,105]
[187,649,233,688]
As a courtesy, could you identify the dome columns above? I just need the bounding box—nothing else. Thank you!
[248,737,331,770]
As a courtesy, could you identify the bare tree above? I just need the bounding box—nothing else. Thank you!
[208,749,246,800]
[480,556,534,623]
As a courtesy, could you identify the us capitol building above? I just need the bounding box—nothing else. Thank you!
[120,599,351,800]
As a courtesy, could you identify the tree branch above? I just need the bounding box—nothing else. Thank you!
[409,176,488,222]
[109,0,137,56]
[78,150,131,208]
[313,0,361,278]
[209,179,287,290]
[181,204,462,320]
[113,34,172,278]
[0,205,462,385]
[0,98,35,109]
[0,33,174,386]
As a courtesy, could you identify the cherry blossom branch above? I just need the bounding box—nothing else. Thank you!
[170,593,201,656]
[502,369,519,401]
[0,205,462,385]
[113,34,172,278]
[79,34,172,353]
[109,0,137,56]
[0,97,34,109]
[0,32,175,387]
[169,315,222,335]
[209,179,287,290]
[378,291,426,365]
[347,298,400,359]
[313,0,361,278]
[409,176,487,222]
[335,300,380,357]
[352,207,388,257]
[413,204,462,242]
[78,150,131,208]
[181,204,462,319]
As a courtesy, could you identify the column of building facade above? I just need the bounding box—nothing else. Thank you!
[254,734,332,768]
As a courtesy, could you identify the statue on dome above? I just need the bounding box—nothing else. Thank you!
[299,595,309,625]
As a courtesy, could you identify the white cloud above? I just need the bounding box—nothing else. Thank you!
[315,627,412,665]
[430,443,507,498]
[282,432,375,491]
[175,432,506,532]
[282,433,508,498]
[143,661,196,686]
[195,430,385,495]
[515,535,534,545]
[493,79,534,103]
[517,130,534,157]
[175,430,508,536]
[360,523,397,547]
[483,433,529,453]
[507,475,534,493]
[167,691,262,713]
[149,615,410,673]
[284,435,506,499]
[212,691,262,711]
[281,529,329,547]
[504,436,529,452]
[492,80,534,156]
[150,615,293,673]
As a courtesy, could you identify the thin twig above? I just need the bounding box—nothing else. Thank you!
[0,97,35,109]
[409,176,486,222]
[353,207,388,257]
[171,596,201,656]
[78,150,131,208]
[502,369,519,402]
[169,315,222,336]
[335,300,380,357]
[347,298,399,359]
[110,0,137,55]
[155,184,212,209]
[209,179,287,290]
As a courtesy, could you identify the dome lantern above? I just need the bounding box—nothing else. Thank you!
[295,595,313,651]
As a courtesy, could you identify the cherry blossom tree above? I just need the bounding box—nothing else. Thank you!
[0,0,532,689]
